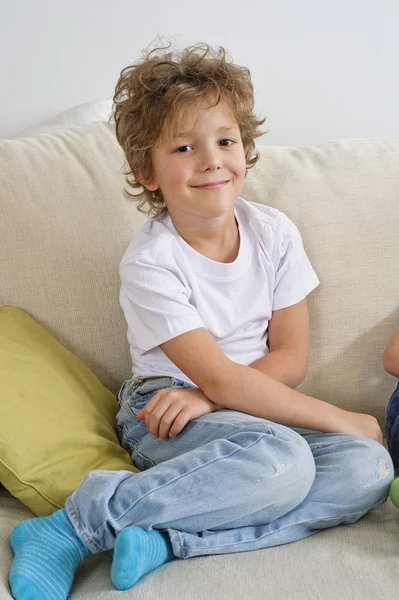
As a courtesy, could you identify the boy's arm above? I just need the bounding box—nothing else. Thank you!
[383,329,399,377]
[249,299,309,388]
[159,327,382,441]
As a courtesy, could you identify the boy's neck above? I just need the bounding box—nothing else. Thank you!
[171,214,240,264]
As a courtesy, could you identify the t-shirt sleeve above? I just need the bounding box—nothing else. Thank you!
[119,253,205,353]
[272,213,319,311]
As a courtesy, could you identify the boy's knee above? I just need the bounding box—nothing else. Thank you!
[283,434,316,504]
[234,423,315,506]
[341,438,394,510]
[266,432,316,510]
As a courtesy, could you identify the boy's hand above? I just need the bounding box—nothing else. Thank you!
[136,388,220,441]
[335,411,383,444]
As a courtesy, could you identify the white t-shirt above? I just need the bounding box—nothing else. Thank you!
[119,196,319,386]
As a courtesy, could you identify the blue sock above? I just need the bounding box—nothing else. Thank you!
[9,508,91,600]
[111,526,175,590]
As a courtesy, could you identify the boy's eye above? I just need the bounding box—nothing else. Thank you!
[176,145,193,153]
[219,139,234,147]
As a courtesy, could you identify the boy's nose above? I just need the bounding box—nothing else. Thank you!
[199,146,222,171]
[201,153,222,171]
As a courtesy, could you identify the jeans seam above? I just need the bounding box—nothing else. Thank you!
[68,498,104,553]
[169,528,184,557]
[180,509,371,557]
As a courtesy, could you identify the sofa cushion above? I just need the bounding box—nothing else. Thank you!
[0,122,143,394]
[0,306,137,516]
[242,140,399,421]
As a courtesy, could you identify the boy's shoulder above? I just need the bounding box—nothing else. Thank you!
[120,215,176,268]
[237,197,295,236]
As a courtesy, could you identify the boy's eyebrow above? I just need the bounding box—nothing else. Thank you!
[174,125,239,139]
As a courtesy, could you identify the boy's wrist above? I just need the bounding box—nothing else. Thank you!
[195,388,223,411]
[320,406,350,433]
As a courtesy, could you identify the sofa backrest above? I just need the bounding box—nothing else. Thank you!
[1,122,398,424]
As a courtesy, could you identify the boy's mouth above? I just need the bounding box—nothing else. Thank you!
[192,180,230,190]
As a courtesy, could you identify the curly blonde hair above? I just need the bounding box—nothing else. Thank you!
[112,42,265,218]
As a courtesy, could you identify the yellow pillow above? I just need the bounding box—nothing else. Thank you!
[0,306,138,516]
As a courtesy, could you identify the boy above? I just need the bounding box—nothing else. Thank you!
[9,43,393,600]
[384,328,399,469]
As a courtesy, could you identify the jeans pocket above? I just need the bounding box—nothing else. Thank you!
[116,379,132,407]
[115,376,194,470]
[115,403,156,471]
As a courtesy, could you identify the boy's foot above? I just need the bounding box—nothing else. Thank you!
[9,508,91,600]
[111,526,175,590]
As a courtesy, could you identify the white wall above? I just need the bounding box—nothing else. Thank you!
[1,0,398,145]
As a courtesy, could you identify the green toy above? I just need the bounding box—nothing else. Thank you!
[389,478,399,508]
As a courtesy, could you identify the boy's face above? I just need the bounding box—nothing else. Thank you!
[144,99,247,222]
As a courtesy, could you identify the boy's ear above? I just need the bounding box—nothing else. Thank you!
[136,172,159,192]
[143,181,159,192]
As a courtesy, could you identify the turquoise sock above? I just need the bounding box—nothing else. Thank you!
[9,508,91,600]
[111,526,175,590]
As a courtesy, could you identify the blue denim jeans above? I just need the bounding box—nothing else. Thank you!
[386,381,399,471]
[66,376,393,558]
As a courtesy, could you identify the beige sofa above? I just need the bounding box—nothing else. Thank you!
[1,123,399,599]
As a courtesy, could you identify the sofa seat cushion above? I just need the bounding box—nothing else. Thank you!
[1,485,398,599]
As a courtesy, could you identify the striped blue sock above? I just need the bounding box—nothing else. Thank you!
[9,508,91,600]
[111,526,175,590]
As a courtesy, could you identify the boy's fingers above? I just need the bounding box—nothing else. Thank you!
[141,389,163,413]
[168,409,191,438]
[148,401,174,438]
[158,405,184,440]
[137,389,187,436]
[136,390,165,424]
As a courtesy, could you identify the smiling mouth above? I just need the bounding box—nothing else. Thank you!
[193,180,230,190]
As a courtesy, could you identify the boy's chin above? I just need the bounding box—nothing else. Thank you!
[198,202,236,218]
